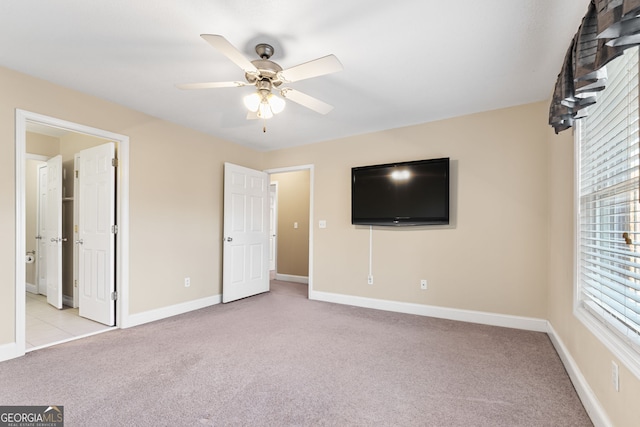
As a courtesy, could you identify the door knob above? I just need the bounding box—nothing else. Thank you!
[50,238,57,242]
[75,239,84,245]
[226,237,233,242]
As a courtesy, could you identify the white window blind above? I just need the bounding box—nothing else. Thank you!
[578,46,640,354]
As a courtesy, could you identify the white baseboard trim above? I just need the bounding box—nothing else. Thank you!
[0,342,24,363]
[309,290,547,332]
[26,283,37,294]
[122,294,222,329]
[275,274,308,284]
[546,322,611,427]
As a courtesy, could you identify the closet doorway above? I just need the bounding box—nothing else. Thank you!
[24,125,114,349]
[15,110,130,355]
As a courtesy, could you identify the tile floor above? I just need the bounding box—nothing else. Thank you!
[26,292,112,351]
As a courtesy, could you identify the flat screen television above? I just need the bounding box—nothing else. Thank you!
[351,157,450,226]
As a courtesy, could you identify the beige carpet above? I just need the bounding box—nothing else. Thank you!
[0,280,592,426]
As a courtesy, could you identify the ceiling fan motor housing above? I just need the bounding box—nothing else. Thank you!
[245,43,284,87]
[246,59,283,86]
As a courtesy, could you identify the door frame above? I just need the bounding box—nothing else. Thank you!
[265,165,314,297]
[14,109,130,357]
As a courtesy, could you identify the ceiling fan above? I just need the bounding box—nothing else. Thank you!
[177,34,343,122]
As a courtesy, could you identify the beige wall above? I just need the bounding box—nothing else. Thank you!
[547,126,640,426]
[264,102,549,317]
[26,132,59,157]
[270,170,310,277]
[0,65,262,345]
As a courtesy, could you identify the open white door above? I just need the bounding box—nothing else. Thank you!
[78,142,116,326]
[37,164,48,295]
[223,162,270,303]
[45,155,63,309]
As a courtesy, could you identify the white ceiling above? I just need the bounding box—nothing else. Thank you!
[0,0,589,151]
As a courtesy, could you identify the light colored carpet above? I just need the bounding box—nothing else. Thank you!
[0,280,592,426]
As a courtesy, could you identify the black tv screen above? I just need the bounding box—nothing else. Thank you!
[351,158,450,226]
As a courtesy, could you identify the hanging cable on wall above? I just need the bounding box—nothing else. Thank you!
[368,225,373,285]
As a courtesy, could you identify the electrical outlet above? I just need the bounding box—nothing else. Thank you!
[420,279,427,290]
[184,277,190,288]
[612,361,619,392]
[368,275,374,285]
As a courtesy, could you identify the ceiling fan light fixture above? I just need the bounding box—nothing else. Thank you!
[243,92,261,112]
[268,93,286,114]
[245,90,285,119]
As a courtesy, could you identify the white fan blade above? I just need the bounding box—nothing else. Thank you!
[176,81,246,90]
[201,34,258,73]
[280,88,334,114]
[279,54,343,83]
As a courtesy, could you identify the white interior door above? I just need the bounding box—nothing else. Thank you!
[37,164,48,295]
[78,142,116,326]
[45,155,63,309]
[223,162,270,303]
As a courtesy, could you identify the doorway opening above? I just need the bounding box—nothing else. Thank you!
[14,110,130,357]
[25,150,109,352]
[267,165,313,298]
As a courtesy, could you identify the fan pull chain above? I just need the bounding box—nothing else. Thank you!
[262,118,267,133]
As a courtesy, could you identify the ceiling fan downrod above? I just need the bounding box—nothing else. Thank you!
[255,43,274,60]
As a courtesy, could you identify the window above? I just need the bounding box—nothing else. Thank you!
[576,47,640,376]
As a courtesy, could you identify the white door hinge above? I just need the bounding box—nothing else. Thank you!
[75,170,79,178]
[111,291,117,301]
[112,158,118,167]
[111,225,118,234]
